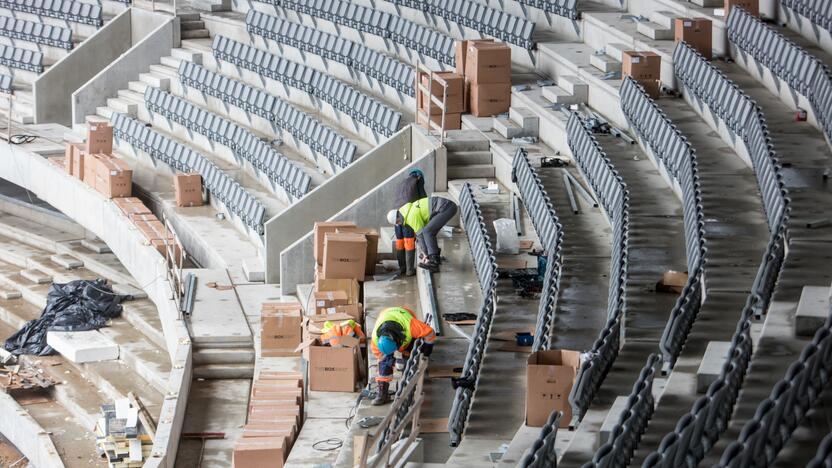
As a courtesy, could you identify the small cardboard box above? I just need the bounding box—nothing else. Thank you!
[233,436,287,467]
[257,370,303,386]
[173,173,203,207]
[247,406,301,428]
[469,82,511,117]
[304,337,360,392]
[261,306,302,357]
[455,39,493,75]
[242,422,298,443]
[314,221,356,265]
[657,270,689,293]
[251,387,304,411]
[418,72,465,114]
[150,239,183,263]
[675,18,713,60]
[82,152,102,187]
[113,197,152,218]
[86,123,113,155]
[64,143,85,178]
[724,0,758,16]
[314,290,349,315]
[639,79,661,99]
[93,155,132,198]
[417,112,462,131]
[334,303,364,322]
[322,232,367,281]
[622,51,661,81]
[335,228,379,276]
[315,278,361,305]
[526,349,581,427]
[465,42,511,85]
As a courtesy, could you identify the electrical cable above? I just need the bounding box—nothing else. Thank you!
[312,438,342,451]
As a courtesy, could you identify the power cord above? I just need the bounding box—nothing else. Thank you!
[312,438,342,451]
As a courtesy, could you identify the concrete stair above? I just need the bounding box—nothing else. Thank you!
[448,163,495,179]
[193,363,255,379]
[443,130,495,180]
[139,72,171,90]
[192,347,255,365]
[106,97,137,117]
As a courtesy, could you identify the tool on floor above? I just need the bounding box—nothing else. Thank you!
[564,174,580,214]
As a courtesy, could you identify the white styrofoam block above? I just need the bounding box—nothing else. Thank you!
[696,341,731,393]
[795,286,831,337]
[47,331,119,363]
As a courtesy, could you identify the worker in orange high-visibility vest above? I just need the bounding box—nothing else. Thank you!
[370,307,435,405]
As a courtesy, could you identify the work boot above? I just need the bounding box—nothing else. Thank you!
[418,254,441,273]
[396,249,407,276]
[372,381,390,405]
[405,250,417,277]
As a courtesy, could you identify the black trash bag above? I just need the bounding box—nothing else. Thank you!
[4,279,125,356]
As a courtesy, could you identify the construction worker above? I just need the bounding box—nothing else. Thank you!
[390,170,428,277]
[394,169,428,207]
[320,319,365,347]
[371,307,435,405]
[387,195,458,273]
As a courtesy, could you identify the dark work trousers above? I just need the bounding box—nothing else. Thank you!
[377,342,413,382]
[417,198,458,256]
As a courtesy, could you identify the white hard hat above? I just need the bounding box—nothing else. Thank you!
[386,209,399,225]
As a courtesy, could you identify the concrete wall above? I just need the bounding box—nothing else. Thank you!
[264,125,442,283]
[71,10,174,125]
[34,9,132,125]
[0,142,191,467]
[0,392,65,467]
[279,149,437,294]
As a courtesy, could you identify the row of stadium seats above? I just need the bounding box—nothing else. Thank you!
[178,60,356,172]
[0,0,102,26]
[259,0,456,65]
[110,112,268,233]
[143,86,312,199]
[0,15,73,50]
[780,0,832,32]
[212,35,402,137]
[0,42,42,72]
[565,111,630,428]
[245,10,415,96]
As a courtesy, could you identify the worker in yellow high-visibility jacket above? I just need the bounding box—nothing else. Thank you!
[370,307,435,405]
[387,196,458,274]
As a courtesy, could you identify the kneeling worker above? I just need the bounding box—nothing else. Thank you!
[387,195,458,274]
[371,306,436,405]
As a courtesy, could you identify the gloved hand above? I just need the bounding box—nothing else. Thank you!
[421,341,434,357]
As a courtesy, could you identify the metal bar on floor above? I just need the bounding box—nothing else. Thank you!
[563,174,580,214]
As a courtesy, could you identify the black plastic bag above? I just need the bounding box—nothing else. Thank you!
[3,279,125,356]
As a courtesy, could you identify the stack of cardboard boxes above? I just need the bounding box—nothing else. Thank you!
[457,40,512,117]
[622,51,662,99]
[261,301,303,357]
[674,18,713,60]
[234,371,304,468]
[63,124,133,199]
[724,0,758,16]
[417,71,465,131]
[112,197,183,263]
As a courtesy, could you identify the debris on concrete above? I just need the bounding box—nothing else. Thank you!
[0,362,55,396]
[95,398,154,467]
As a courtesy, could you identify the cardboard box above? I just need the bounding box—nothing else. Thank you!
[469,82,511,117]
[334,303,364,322]
[455,39,494,75]
[247,406,301,428]
[233,436,287,467]
[314,221,356,265]
[93,154,132,198]
[622,51,661,81]
[657,270,689,293]
[82,152,101,187]
[465,42,511,85]
[639,79,661,99]
[173,173,203,207]
[418,72,465,114]
[64,143,85,178]
[315,278,361,305]
[675,18,712,60]
[322,232,367,281]
[257,371,304,386]
[314,290,349,315]
[417,112,462,131]
[526,349,581,427]
[335,228,379,276]
[250,387,304,410]
[242,422,298,442]
[261,307,302,357]
[725,0,758,16]
[113,197,151,218]
[86,123,113,155]
[307,339,359,392]
[151,239,183,263]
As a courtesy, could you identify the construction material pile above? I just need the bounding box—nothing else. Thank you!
[95,397,155,467]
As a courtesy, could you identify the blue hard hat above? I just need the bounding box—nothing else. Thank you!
[378,335,398,356]
[409,169,424,179]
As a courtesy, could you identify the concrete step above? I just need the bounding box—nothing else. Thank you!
[636,20,674,40]
[193,363,255,379]
[542,85,582,105]
[181,20,205,30]
[192,347,256,365]
[19,268,51,284]
[181,28,210,39]
[176,12,201,22]
[128,80,148,94]
[443,130,490,152]
[106,98,137,117]
[493,117,523,139]
[557,75,589,101]
[651,11,680,30]
[50,254,83,269]
[81,239,111,254]
[447,150,492,166]
[96,106,114,120]
[171,47,203,65]
[117,89,145,105]
[190,0,231,12]
[160,55,181,69]
[604,42,631,62]
[87,113,109,125]
[448,164,495,179]
[590,53,622,73]
[139,72,170,90]
[690,0,721,6]
[148,64,179,80]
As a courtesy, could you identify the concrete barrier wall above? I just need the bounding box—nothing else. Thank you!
[265,126,422,283]
[279,147,438,294]
[0,143,191,467]
[0,392,64,467]
[70,9,174,125]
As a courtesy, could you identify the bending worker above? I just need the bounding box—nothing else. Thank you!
[371,306,435,405]
[387,195,458,274]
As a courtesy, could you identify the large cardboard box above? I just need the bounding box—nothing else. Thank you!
[64,143,85,178]
[418,72,465,114]
[336,228,379,276]
[334,303,364,322]
[82,152,102,187]
[526,349,581,428]
[233,436,287,467]
[257,371,303,387]
[314,221,356,265]
[86,123,113,155]
[173,173,203,207]
[417,112,462,131]
[113,197,151,218]
[315,278,361,305]
[314,290,349,315]
[305,337,360,392]
[622,51,661,81]
[675,18,712,60]
[725,0,758,16]
[455,39,494,75]
[469,82,511,117]
[93,154,132,198]
[241,423,297,448]
[322,232,367,281]
[261,306,302,357]
[465,42,511,85]
[247,406,301,428]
